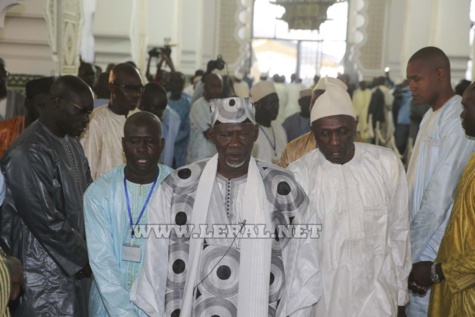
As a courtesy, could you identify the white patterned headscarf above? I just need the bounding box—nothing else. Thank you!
[210,97,256,127]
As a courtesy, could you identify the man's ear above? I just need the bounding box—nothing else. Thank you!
[436,68,444,81]
[121,137,126,153]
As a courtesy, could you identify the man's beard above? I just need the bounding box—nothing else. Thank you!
[225,159,245,169]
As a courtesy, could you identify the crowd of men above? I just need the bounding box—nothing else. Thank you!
[0,45,473,317]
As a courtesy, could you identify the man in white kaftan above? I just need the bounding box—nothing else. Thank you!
[250,81,288,164]
[405,47,475,316]
[131,97,319,317]
[81,63,142,179]
[186,73,222,164]
[85,112,173,316]
[288,82,411,317]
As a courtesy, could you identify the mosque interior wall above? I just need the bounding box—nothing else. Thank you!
[0,0,474,84]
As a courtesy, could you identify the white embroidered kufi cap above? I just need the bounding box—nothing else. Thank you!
[310,81,356,123]
[210,97,256,126]
[250,81,276,102]
[313,76,348,92]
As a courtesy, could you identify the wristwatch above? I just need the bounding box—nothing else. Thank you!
[430,262,441,284]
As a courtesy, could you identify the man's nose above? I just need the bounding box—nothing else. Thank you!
[330,133,340,146]
[229,133,241,146]
[137,140,148,152]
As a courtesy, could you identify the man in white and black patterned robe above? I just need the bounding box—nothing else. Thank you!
[131,97,320,317]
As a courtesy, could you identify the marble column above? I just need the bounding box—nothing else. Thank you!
[45,0,84,75]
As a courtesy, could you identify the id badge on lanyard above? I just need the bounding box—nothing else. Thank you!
[122,168,159,263]
[122,243,142,263]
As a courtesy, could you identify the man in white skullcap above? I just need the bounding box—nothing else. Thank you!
[278,77,366,168]
[250,81,288,164]
[282,89,312,142]
[131,97,319,317]
[287,82,411,317]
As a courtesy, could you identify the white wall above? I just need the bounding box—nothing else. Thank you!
[0,0,55,75]
[93,0,134,68]
[3,0,472,81]
[92,0,220,76]
[400,0,470,81]
[179,0,204,74]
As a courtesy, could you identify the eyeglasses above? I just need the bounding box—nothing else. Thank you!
[111,83,144,94]
[65,99,92,115]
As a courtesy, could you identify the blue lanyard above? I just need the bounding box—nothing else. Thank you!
[123,169,159,238]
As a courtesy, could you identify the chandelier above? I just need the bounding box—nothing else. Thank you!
[272,0,342,31]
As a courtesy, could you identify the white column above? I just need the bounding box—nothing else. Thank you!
[216,0,251,73]
[130,0,148,73]
[384,0,407,82]
[179,0,203,74]
[79,0,96,63]
[347,0,390,80]
[44,0,84,75]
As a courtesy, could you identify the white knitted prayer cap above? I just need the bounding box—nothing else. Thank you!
[310,81,356,123]
[250,81,276,102]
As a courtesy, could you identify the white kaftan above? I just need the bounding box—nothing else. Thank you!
[288,143,411,317]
